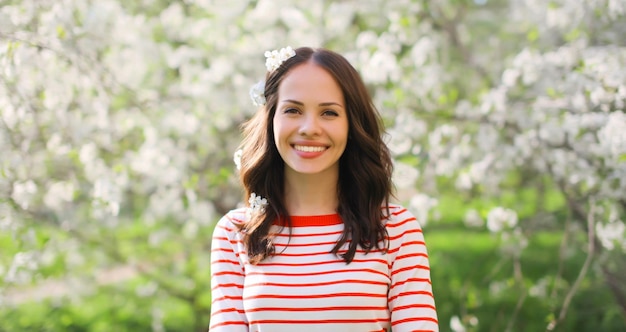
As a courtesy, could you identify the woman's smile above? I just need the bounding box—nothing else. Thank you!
[293,144,327,153]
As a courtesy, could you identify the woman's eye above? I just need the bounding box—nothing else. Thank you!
[322,110,339,117]
[284,108,299,114]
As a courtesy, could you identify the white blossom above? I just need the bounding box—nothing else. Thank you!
[596,220,626,251]
[11,180,37,210]
[92,178,121,218]
[501,68,520,87]
[362,50,399,83]
[597,111,626,158]
[455,172,473,190]
[43,181,75,211]
[249,80,266,106]
[487,207,518,233]
[464,209,484,228]
[279,7,309,29]
[5,251,38,284]
[79,143,98,166]
[248,193,268,214]
[233,149,243,171]
[264,46,295,72]
[392,161,420,189]
[529,277,550,298]
[324,3,355,35]
[408,193,438,226]
[450,315,467,332]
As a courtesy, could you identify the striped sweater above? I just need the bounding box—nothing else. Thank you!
[209,204,438,332]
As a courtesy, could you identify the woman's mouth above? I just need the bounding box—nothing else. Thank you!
[293,145,327,153]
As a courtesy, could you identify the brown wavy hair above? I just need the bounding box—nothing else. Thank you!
[238,47,393,264]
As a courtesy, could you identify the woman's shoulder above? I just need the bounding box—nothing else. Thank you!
[385,203,414,219]
[384,203,423,230]
[217,207,249,228]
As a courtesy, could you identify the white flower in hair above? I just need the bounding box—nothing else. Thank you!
[249,80,266,106]
[248,193,268,214]
[248,46,296,106]
[264,46,296,72]
[233,149,243,170]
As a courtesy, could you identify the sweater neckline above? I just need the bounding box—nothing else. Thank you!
[276,214,343,227]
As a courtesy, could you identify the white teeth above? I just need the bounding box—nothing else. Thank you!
[294,145,326,152]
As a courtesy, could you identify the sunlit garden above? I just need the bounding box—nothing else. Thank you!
[1,0,625,331]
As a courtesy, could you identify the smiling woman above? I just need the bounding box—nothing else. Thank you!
[209,47,439,332]
[273,62,349,183]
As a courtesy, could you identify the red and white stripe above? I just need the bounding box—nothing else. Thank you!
[209,205,438,332]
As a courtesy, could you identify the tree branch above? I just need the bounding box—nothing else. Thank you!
[421,1,493,86]
[546,200,596,331]
[549,213,571,299]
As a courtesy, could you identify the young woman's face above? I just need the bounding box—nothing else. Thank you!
[273,62,348,177]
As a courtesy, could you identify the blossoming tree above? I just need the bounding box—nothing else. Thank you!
[1,0,624,331]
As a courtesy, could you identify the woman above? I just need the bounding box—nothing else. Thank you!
[210,46,438,332]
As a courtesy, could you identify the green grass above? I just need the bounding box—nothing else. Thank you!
[428,228,626,332]
[2,225,624,332]
[0,281,200,332]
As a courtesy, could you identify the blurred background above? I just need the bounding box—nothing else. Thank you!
[1,0,625,331]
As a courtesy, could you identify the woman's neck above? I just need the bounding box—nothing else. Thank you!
[283,169,339,216]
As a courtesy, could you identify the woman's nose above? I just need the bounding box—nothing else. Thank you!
[298,113,321,136]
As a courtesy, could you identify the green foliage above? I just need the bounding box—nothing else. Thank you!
[0,284,197,332]
[429,228,626,331]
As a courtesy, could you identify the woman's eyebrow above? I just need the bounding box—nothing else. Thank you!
[319,102,344,108]
[281,99,344,108]
[281,99,304,105]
